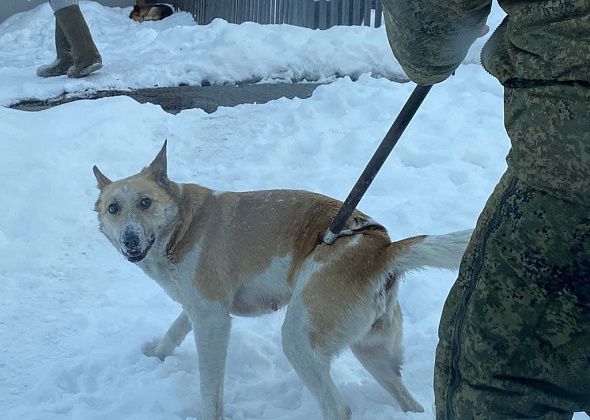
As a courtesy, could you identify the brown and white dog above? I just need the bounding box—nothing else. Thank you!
[93,142,472,420]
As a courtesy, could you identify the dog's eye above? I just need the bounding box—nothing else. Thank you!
[139,197,152,210]
[108,203,119,215]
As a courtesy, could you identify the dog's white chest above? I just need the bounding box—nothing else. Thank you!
[139,246,201,305]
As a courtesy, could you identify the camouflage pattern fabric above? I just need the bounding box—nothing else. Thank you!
[381,0,491,85]
[382,0,590,202]
[381,0,590,417]
[381,0,590,86]
[435,171,590,418]
[503,83,590,206]
[481,1,590,86]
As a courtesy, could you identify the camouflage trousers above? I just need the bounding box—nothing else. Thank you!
[434,80,590,418]
[434,170,590,418]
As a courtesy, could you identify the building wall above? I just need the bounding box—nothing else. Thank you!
[1,0,135,23]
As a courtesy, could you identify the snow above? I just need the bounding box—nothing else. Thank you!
[0,1,405,107]
[1,2,587,420]
[0,1,505,107]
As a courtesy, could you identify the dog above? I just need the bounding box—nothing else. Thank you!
[129,0,173,22]
[93,141,472,420]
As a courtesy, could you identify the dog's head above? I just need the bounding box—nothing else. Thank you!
[129,5,145,21]
[93,141,180,263]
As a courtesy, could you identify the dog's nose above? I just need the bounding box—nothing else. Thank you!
[123,232,140,251]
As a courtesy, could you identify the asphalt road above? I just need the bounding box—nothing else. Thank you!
[10,82,323,114]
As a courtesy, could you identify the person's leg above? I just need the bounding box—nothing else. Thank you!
[434,169,590,419]
[51,0,102,78]
[436,78,590,419]
[36,1,79,77]
[49,0,79,12]
[36,14,73,77]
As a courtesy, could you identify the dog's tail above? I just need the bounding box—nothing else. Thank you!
[390,229,473,273]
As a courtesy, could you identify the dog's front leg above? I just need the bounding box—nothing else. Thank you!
[189,303,231,420]
[143,310,192,360]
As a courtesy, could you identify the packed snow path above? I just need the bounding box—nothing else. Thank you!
[0,1,502,107]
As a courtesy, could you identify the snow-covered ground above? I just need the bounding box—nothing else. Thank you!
[2,3,587,420]
[0,1,505,107]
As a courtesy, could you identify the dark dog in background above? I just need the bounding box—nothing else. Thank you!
[130,0,174,22]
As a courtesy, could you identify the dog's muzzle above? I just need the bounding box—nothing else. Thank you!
[122,233,155,263]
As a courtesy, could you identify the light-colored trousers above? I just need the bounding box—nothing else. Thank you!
[49,0,79,12]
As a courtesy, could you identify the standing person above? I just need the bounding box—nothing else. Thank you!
[37,1,102,78]
[381,0,590,418]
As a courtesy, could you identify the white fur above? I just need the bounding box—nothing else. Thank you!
[143,310,192,359]
[187,300,231,420]
[139,240,231,420]
[394,229,473,272]
[140,242,202,305]
[232,254,293,316]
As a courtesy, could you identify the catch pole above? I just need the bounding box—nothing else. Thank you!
[323,84,433,245]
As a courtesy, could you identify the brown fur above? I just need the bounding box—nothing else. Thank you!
[303,232,426,348]
[165,185,385,304]
[94,143,426,325]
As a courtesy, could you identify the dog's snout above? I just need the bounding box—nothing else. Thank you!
[123,231,140,251]
[119,222,154,263]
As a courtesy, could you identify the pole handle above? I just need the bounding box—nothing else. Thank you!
[323,84,432,245]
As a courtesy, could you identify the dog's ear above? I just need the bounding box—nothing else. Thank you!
[93,165,112,190]
[146,140,168,183]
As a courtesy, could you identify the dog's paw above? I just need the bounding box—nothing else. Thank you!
[141,338,168,361]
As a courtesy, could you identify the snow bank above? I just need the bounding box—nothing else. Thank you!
[0,1,505,106]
